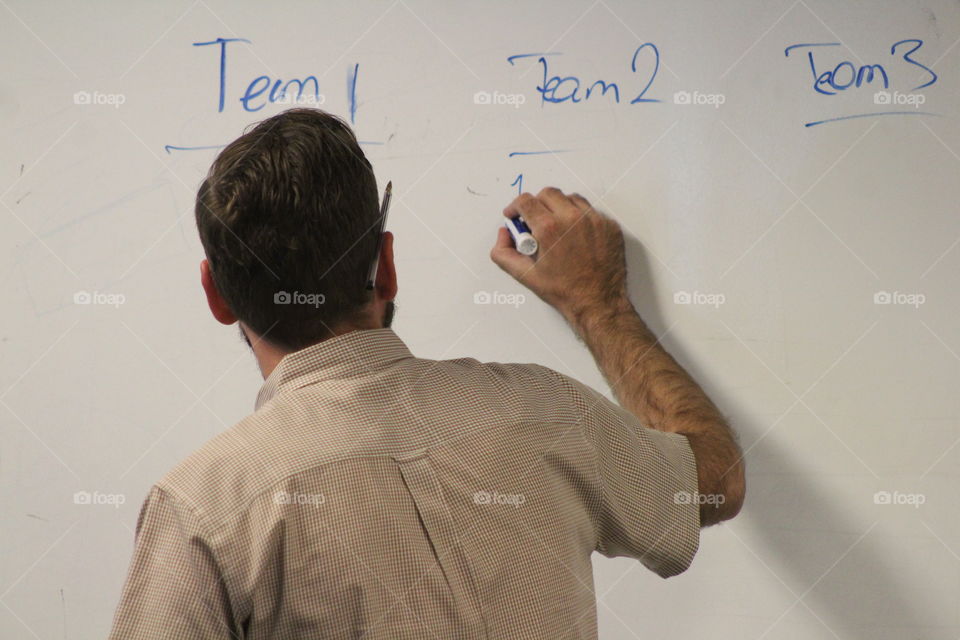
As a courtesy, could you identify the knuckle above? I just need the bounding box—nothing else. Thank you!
[570,192,591,208]
[515,193,536,209]
[538,186,560,198]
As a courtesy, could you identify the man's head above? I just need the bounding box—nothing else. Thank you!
[195,108,396,354]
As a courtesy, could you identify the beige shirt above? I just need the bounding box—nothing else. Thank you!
[109,327,700,639]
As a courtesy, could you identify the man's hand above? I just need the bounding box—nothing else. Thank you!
[490,188,630,326]
[490,186,745,527]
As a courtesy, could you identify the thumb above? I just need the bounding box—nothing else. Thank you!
[490,226,535,282]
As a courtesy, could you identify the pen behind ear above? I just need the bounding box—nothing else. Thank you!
[366,181,392,290]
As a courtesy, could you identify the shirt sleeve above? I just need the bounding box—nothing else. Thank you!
[563,374,701,578]
[109,485,239,639]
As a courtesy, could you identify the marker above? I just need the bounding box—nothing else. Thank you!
[504,215,538,256]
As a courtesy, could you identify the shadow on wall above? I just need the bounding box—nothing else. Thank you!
[621,233,928,639]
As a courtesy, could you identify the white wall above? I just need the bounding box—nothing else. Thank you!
[2,1,958,637]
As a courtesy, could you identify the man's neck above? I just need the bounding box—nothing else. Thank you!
[243,321,381,380]
[242,327,288,380]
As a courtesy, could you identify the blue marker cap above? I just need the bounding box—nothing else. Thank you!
[504,215,538,256]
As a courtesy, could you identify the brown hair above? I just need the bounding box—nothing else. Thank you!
[195,108,380,351]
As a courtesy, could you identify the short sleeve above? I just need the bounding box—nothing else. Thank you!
[109,485,238,639]
[564,375,701,578]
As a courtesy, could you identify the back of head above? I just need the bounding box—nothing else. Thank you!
[195,108,380,352]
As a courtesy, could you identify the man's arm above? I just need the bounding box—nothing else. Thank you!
[490,187,745,527]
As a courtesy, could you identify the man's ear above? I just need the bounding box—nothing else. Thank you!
[200,259,238,325]
[375,231,398,301]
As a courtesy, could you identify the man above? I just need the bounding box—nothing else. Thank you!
[109,108,744,638]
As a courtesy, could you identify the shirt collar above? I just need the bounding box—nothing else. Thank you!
[254,328,413,411]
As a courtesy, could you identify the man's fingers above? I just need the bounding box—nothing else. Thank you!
[501,188,594,260]
[490,226,535,280]
[568,193,595,215]
[493,224,514,250]
[536,186,574,214]
[502,192,552,228]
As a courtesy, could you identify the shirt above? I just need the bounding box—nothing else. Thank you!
[109,327,700,639]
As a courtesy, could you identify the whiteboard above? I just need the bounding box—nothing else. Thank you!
[2,1,959,638]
